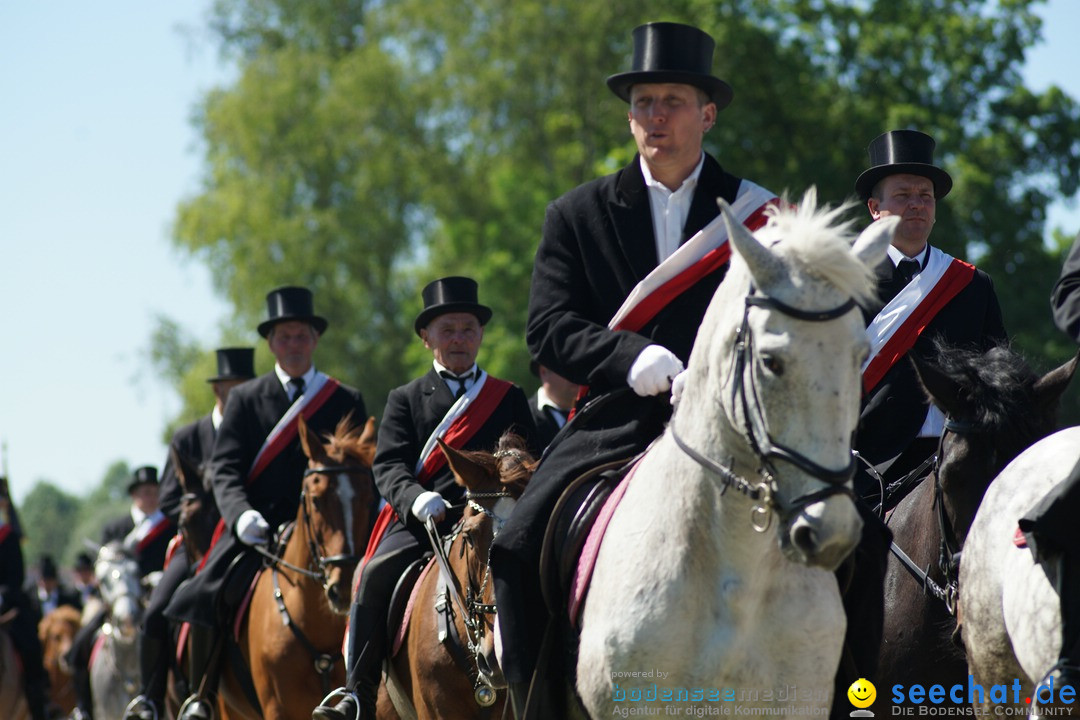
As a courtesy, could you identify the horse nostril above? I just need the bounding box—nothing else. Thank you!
[791,524,818,555]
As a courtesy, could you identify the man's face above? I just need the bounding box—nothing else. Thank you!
[131,483,159,514]
[628,83,715,182]
[868,173,937,252]
[268,321,318,377]
[421,312,484,376]
[211,379,246,410]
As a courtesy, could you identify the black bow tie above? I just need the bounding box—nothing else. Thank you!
[895,258,921,284]
[439,370,473,399]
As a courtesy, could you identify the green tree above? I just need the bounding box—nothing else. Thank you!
[168,0,1080,427]
[19,481,83,571]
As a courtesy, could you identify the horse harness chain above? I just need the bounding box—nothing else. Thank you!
[671,289,859,532]
[425,487,512,707]
[880,416,973,616]
[255,463,372,694]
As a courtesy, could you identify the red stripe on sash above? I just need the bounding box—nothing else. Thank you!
[862,260,976,394]
[136,517,174,554]
[163,533,182,570]
[0,525,11,545]
[356,378,513,587]
[247,378,341,485]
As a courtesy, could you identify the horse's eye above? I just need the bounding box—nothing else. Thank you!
[761,354,784,376]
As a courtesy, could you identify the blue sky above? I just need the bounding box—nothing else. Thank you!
[1,1,1078,503]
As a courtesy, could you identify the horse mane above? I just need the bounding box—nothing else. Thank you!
[925,338,1051,438]
[322,413,372,463]
[757,189,879,305]
[452,432,537,496]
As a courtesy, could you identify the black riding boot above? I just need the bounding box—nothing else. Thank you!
[178,625,220,720]
[312,599,380,720]
[1052,554,1080,692]
[123,634,168,720]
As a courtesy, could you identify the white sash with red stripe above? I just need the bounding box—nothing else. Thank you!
[862,246,976,392]
[125,510,170,551]
[608,180,777,331]
[414,371,491,477]
[248,371,337,480]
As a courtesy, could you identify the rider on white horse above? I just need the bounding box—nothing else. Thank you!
[1018,230,1080,691]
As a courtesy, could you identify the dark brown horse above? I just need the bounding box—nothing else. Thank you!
[40,604,81,716]
[219,413,377,720]
[878,341,1077,694]
[171,445,220,567]
[377,433,534,720]
[0,617,30,720]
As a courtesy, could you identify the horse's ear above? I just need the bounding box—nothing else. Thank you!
[851,215,898,270]
[1032,349,1080,413]
[437,438,489,490]
[912,353,964,416]
[718,197,782,287]
[298,415,323,462]
[358,417,378,465]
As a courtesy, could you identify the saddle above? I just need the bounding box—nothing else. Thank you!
[539,457,637,624]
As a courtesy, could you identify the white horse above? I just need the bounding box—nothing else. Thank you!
[960,426,1080,713]
[575,190,896,716]
[88,541,145,720]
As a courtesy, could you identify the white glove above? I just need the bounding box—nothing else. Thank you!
[236,509,270,547]
[411,491,451,524]
[669,369,688,408]
[627,345,685,397]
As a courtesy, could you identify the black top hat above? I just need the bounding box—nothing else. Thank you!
[74,552,94,571]
[855,130,953,201]
[207,347,256,383]
[606,22,733,110]
[127,466,159,494]
[414,276,493,336]
[257,286,329,338]
[39,555,58,580]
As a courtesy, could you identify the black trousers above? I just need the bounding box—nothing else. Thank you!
[2,589,50,720]
[138,545,191,701]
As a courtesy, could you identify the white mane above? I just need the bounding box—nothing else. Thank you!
[756,188,878,306]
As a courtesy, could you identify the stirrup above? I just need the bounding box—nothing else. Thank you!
[123,695,159,720]
[177,694,216,720]
[314,687,359,720]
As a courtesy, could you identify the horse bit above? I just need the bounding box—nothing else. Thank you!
[253,463,371,693]
[424,481,515,707]
[671,288,859,531]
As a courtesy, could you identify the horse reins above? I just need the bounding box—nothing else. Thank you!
[424,488,513,707]
[254,463,372,694]
[671,289,859,531]
[881,416,974,616]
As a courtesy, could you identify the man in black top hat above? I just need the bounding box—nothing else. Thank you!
[165,286,365,720]
[835,129,1006,715]
[488,22,777,716]
[123,347,256,720]
[69,466,172,720]
[1,478,53,720]
[312,276,535,720]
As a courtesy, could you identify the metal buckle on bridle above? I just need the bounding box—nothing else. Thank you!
[750,479,774,532]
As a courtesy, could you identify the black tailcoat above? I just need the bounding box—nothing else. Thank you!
[529,394,566,451]
[165,371,365,626]
[855,253,1007,472]
[374,368,536,534]
[159,414,216,525]
[492,153,759,685]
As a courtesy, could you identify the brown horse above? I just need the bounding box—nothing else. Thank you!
[40,604,81,716]
[172,445,220,566]
[878,341,1077,696]
[219,413,377,720]
[376,433,534,720]
[0,617,30,720]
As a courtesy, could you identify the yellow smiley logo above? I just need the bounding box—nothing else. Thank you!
[847,678,876,709]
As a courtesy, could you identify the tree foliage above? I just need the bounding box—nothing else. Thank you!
[167,0,1080,424]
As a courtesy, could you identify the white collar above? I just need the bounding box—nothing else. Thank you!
[640,152,705,195]
[274,363,317,394]
[887,243,930,269]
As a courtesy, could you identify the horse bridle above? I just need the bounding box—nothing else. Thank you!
[424,488,513,707]
[881,415,975,616]
[672,289,859,531]
[253,462,373,694]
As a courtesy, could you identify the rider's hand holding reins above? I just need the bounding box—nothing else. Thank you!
[412,491,451,523]
[236,508,271,546]
[628,344,684,397]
